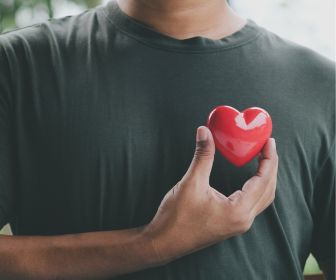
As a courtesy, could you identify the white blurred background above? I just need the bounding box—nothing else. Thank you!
[1,0,334,60]
[232,0,335,60]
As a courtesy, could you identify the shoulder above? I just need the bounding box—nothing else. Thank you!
[0,4,106,55]
[256,27,335,162]
[256,27,335,111]
[258,26,334,83]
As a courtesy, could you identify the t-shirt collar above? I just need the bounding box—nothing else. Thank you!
[101,0,265,53]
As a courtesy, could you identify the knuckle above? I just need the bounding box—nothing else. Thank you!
[270,186,277,200]
[271,190,276,201]
[264,193,276,209]
[229,208,253,234]
[237,216,253,234]
[194,146,212,159]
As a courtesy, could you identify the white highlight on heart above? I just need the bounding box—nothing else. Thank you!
[235,112,267,130]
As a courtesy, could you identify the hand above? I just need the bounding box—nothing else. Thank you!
[142,126,278,264]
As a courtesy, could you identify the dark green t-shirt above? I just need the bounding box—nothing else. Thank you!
[0,1,335,279]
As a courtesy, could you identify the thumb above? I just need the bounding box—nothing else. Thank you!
[184,126,215,183]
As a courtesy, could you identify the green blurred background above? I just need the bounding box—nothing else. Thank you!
[0,0,101,32]
[0,0,330,277]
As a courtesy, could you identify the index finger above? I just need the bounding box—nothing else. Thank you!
[253,138,278,179]
[229,138,278,212]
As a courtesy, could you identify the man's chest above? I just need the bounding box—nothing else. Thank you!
[14,58,315,237]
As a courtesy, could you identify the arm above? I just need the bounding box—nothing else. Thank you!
[0,126,278,279]
[0,227,158,280]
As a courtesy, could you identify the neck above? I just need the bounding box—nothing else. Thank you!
[116,0,247,40]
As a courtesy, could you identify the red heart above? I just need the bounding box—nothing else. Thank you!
[206,105,272,167]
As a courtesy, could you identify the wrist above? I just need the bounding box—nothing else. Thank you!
[139,225,174,267]
[141,223,189,267]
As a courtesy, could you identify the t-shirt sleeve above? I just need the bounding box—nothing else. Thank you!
[310,141,335,264]
[0,42,15,230]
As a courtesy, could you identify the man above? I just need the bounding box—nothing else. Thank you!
[0,0,334,279]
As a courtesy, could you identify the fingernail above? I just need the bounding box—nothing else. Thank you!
[197,126,208,142]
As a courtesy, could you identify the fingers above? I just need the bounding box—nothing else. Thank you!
[230,138,278,215]
[254,138,278,178]
[183,126,215,185]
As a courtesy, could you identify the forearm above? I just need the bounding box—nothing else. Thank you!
[0,226,161,280]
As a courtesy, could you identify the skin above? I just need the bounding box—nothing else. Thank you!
[117,0,247,40]
[1,0,331,278]
[0,126,279,279]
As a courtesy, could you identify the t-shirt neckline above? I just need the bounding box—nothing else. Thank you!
[102,0,265,53]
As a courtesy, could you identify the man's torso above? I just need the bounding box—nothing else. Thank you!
[0,1,334,279]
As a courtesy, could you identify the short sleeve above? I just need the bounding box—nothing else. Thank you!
[0,42,15,230]
[311,141,335,264]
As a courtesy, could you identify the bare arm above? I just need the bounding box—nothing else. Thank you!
[0,227,159,280]
[0,126,278,279]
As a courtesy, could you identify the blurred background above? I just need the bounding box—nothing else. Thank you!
[0,0,334,277]
[0,0,334,60]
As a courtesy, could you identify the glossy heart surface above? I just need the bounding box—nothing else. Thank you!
[206,105,272,167]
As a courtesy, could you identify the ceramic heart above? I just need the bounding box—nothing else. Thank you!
[206,105,272,167]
